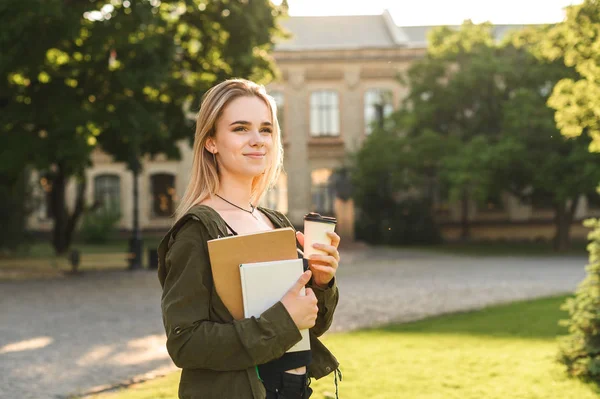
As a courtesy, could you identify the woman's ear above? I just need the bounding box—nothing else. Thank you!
[204,139,216,154]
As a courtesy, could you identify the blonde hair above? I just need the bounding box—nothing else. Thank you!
[174,78,283,223]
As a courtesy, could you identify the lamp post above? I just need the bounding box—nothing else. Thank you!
[128,146,143,270]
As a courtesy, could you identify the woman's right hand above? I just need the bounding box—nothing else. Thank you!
[280,270,318,330]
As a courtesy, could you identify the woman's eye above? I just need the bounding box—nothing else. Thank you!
[233,126,247,132]
[261,128,273,134]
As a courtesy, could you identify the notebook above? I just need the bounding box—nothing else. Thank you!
[206,227,298,320]
[240,259,311,353]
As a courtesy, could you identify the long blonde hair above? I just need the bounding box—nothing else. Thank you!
[174,78,284,223]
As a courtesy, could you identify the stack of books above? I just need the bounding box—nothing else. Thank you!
[207,228,310,352]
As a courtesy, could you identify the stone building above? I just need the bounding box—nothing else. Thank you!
[27,11,600,241]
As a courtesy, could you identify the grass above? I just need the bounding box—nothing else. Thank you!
[410,240,589,257]
[5,238,163,259]
[85,295,599,399]
[0,238,163,280]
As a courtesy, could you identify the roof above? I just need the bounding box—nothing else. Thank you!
[274,11,536,51]
[275,11,408,51]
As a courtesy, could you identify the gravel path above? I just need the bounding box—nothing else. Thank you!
[0,248,588,398]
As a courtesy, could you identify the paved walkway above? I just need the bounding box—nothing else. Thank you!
[0,248,588,398]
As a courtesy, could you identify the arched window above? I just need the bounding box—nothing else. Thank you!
[93,174,121,213]
[151,173,176,217]
[310,91,340,137]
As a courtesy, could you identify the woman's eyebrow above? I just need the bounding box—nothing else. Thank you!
[229,120,272,126]
[229,120,250,126]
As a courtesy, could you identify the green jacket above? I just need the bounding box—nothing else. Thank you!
[157,205,340,399]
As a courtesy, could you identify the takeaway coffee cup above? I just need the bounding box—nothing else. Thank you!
[303,212,337,258]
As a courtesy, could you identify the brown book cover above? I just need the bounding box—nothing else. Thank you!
[207,227,298,320]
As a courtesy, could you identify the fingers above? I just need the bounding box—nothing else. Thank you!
[309,254,339,270]
[305,288,319,315]
[290,270,311,293]
[327,231,341,248]
[311,243,340,262]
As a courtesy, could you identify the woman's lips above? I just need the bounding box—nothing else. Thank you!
[244,154,265,159]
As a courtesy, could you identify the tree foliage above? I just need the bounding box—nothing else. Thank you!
[353,20,600,248]
[536,0,600,384]
[0,0,285,254]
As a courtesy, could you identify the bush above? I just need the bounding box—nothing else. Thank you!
[557,218,600,382]
[79,207,121,244]
[355,197,442,246]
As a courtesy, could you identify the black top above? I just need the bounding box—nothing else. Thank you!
[221,217,312,375]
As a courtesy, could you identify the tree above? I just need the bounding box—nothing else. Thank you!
[494,27,600,251]
[351,127,445,245]
[1,2,98,254]
[537,0,600,383]
[391,20,600,249]
[0,168,31,252]
[0,0,286,254]
[397,21,509,238]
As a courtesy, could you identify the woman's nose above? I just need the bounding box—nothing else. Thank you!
[249,129,265,146]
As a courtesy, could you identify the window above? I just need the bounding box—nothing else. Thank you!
[38,173,53,219]
[311,169,335,215]
[310,91,340,137]
[93,174,121,213]
[151,173,176,217]
[262,174,288,214]
[364,88,393,135]
[480,190,505,212]
[270,91,285,137]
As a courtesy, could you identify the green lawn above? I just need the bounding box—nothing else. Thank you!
[0,238,163,280]
[86,295,599,399]
[7,238,163,259]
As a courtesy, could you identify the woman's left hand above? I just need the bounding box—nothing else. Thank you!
[295,231,340,289]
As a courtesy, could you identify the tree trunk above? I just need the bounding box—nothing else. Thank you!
[460,188,470,240]
[50,164,86,255]
[553,197,579,252]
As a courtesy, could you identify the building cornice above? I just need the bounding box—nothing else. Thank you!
[273,47,426,63]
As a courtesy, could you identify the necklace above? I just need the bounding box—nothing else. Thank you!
[215,194,259,220]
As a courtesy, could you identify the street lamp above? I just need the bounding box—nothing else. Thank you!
[128,147,143,270]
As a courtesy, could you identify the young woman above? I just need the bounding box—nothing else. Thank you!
[157,79,341,399]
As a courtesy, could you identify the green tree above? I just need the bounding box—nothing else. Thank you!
[537,0,600,383]
[0,0,285,254]
[390,20,600,250]
[1,2,96,254]
[397,21,508,238]
[352,127,445,245]
[494,27,600,251]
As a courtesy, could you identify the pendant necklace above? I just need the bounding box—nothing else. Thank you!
[215,194,259,220]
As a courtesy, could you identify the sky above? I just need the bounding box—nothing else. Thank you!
[272,0,583,26]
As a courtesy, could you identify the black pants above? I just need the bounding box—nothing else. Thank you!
[262,372,313,399]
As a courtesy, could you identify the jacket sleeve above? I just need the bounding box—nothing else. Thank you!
[161,221,303,371]
[307,276,339,337]
[274,210,340,337]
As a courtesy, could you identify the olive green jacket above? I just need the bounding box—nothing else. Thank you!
[157,205,340,399]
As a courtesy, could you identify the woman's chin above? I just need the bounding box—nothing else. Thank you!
[241,167,267,178]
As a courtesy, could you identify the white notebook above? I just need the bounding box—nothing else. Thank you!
[239,258,311,353]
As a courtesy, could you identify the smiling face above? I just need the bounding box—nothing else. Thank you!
[206,95,274,179]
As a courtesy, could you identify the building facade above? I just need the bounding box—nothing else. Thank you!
[27,11,600,241]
